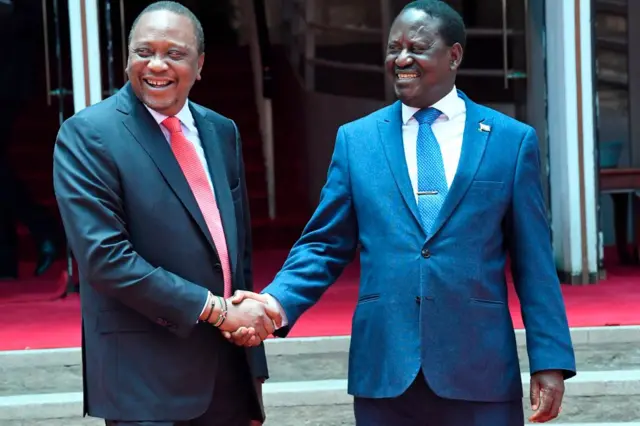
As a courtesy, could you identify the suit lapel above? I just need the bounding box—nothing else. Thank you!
[191,104,239,276]
[427,91,491,241]
[378,101,425,234]
[117,83,216,252]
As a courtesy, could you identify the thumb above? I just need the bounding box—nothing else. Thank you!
[230,290,247,304]
[264,303,283,327]
[530,376,541,410]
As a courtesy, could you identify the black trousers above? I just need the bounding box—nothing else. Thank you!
[105,344,260,426]
[354,375,524,426]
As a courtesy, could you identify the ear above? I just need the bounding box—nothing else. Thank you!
[449,42,463,70]
[196,53,205,80]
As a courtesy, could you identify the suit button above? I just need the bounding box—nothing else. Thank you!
[415,296,421,304]
[214,263,222,272]
[421,248,431,258]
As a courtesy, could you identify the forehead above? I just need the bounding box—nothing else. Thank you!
[131,10,197,47]
[389,9,442,41]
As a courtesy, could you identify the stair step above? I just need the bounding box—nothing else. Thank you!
[1,378,640,423]
[2,341,638,397]
[2,328,639,394]
[1,329,639,423]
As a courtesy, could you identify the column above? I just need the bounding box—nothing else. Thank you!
[545,0,598,284]
[68,0,102,112]
[629,1,640,166]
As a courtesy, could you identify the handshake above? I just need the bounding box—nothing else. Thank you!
[201,290,282,347]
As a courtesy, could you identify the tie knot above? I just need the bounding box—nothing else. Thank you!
[161,116,182,134]
[413,108,441,126]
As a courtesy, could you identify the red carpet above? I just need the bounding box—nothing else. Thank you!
[0,250,639,351]
[0,261,68,303]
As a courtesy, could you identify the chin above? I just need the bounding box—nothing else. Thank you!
[143,96,176,112]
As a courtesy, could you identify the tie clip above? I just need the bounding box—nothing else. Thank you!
[417,190,439,195]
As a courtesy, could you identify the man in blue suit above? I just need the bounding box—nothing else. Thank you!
[230,1,576,424]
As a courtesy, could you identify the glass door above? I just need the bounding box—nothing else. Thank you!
[0,0,74,287]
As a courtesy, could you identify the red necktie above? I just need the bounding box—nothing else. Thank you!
[162,116,232,298]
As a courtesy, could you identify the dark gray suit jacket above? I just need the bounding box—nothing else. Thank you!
[53,82,266,421]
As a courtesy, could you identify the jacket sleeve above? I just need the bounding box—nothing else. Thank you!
[505,126,576,379]
[262,125,359,336]
[53,114,209,338]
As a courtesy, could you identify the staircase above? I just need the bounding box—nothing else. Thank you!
[2,327,640,424]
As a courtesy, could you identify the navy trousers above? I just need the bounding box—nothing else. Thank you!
[354,375,524,426]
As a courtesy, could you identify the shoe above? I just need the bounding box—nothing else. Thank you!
[35,239,57,276]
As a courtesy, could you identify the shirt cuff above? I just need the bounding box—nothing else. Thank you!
[263,294,289,329]
[197,293,211,324]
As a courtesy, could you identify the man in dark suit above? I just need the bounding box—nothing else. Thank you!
[53,2,279,425]
[229,1,576,425]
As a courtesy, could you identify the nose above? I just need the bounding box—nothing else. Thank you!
[395,49,413,68]
[147,55,169,72]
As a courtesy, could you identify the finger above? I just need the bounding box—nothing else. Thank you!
[254,323,270,341]
[263,304,283,327]
[530,388,554,423]
[222,331,231,339]
[245,335,262,347]
[230,290,248,304]
[230,327,251,344]
[529,377,541,410]
[263,316,276,335]
[235,328,257,346]
[547,389,563,420]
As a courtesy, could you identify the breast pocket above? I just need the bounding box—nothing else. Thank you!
[466,180,505,201]
[462,180,507,226]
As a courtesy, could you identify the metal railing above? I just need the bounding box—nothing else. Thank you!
[282,0,528,100]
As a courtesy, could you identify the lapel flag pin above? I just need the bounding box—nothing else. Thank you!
[479,123,491,133]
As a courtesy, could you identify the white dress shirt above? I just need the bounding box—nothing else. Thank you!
[401,85,466,199]
[270,86,467,329]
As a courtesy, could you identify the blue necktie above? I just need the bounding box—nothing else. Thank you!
[414,108,447,234]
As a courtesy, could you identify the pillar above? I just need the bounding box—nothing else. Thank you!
[68,0,102,112]
[545,0,598,284]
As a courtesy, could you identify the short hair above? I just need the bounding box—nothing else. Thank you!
[401,0,466,49]
[128,1,205,54]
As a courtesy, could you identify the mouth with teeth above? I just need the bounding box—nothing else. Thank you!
[396,71,420,81]
[143,78,174,89]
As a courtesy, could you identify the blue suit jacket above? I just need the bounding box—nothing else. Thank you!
[264,91,576,402]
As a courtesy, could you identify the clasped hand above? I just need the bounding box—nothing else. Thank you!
[219,291,280,347]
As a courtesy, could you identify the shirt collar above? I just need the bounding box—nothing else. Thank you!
[145,100,197,133]
[401,85,463,125]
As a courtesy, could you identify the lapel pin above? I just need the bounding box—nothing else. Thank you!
[479,123,491,133]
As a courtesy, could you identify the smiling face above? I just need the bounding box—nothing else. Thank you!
[385,8,462,108]
[126,10,204,116]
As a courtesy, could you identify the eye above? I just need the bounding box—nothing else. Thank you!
[387,45,401,54]
[168,50,185,60]
[135,48,152,58]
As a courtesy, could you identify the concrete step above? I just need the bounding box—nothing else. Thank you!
[1,372,640,423]
[2,328,640,396]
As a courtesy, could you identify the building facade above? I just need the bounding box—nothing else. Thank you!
[45,0,635,285]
